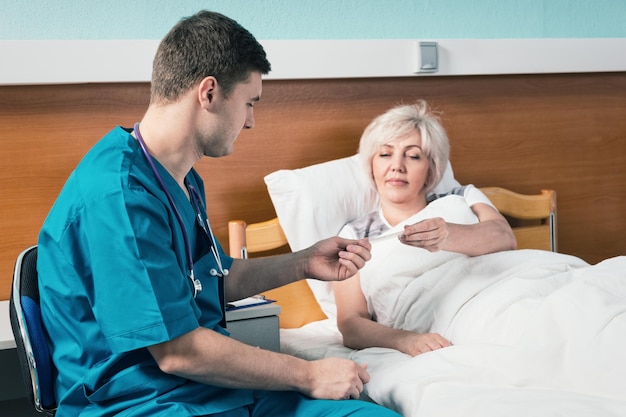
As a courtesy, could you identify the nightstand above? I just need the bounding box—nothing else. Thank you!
[225,303,281,352]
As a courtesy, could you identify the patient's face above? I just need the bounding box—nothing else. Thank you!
[372,131,430,209]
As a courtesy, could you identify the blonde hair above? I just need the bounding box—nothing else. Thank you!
[358,100,450,194]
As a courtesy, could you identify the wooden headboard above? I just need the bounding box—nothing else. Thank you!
[1,72,625,300]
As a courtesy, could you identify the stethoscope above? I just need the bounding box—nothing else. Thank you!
[133,123,229,298]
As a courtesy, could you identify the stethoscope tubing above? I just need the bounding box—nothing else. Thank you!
[133,123,227,297]
[134,123,195,277]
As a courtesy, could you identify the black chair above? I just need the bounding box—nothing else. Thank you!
[9,245,57,415]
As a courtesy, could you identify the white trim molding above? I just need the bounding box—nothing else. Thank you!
[1,38,625,85]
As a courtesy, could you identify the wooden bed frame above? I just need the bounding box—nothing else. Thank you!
[228,187,557,328]
[1,72,625,301]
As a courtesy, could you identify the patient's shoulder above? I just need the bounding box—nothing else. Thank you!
[427,184,493,209]
[427,184,469,202]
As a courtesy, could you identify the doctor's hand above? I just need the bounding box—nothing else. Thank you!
[303,358,370,400]
[303,237,371,282]
[400,217,449,252]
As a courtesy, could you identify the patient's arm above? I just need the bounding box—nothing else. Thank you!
[333,274,451,356]
[401,203,516,255]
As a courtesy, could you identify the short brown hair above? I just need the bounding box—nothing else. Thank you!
[151,10,271,104]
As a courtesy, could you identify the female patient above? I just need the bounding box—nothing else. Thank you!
[333,101,516,356]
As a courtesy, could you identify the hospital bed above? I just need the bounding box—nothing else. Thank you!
[228,155,626,417]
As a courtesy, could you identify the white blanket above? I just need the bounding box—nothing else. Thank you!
[281,249,626,416]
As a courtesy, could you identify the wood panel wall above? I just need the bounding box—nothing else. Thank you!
[1,72,625,300]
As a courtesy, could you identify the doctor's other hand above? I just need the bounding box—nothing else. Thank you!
[303,358,370,400]
[303,237,372,281]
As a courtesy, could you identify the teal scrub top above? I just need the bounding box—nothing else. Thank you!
[38,127,253,416]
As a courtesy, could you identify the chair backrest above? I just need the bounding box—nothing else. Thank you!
[9,245,57,415]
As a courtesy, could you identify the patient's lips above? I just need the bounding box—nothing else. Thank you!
[386,177,407,186]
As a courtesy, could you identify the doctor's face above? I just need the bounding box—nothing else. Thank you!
[371,131,430,208]
[201,72,262,157]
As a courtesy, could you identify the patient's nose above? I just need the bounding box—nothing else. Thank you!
[391,158,405,172]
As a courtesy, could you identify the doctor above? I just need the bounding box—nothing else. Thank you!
[37,10,401,417]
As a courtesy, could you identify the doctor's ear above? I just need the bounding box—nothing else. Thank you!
[198,76,218,107]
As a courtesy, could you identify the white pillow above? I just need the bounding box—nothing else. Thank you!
[264,154,460,317]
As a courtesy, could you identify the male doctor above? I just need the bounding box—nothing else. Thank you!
[37,9,401,417]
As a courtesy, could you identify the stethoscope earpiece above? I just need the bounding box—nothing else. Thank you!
[210,268,229,277]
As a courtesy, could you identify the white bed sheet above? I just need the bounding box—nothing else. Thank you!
[280,250,626,417]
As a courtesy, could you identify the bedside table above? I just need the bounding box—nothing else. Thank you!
[225,303,281,352]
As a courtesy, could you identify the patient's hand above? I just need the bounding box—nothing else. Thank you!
[303,237,372,281]
[400,217,449,252]
[398,331,452,356]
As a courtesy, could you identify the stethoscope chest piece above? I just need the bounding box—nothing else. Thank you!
[190,270,203,297]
